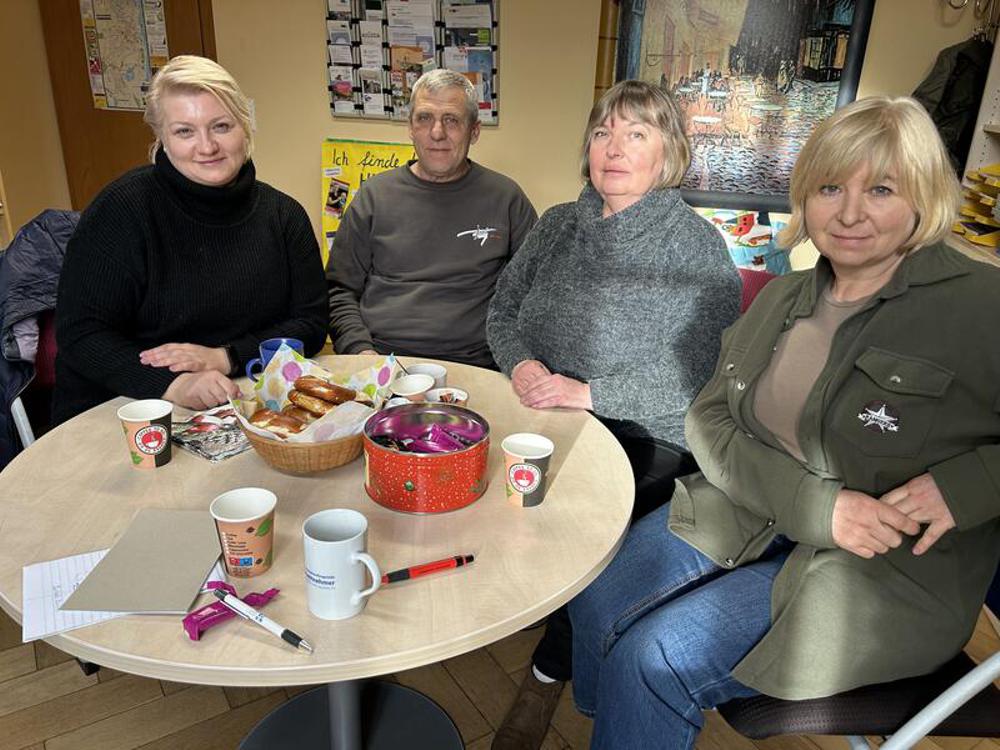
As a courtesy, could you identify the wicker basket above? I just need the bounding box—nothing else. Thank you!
[242,426,363,475]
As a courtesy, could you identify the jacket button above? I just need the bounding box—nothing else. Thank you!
[724,557,735,567]
[725,363,735,372]
[744,431,755,440]
[736,381,746,390]
[889,374,902,384]
[767,519,775,527]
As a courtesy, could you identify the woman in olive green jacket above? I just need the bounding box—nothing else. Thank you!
[569,97,1000,750]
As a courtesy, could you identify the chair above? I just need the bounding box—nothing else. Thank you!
[718,564,1000,749]
[737,266,777,313]
[10,309,57,448]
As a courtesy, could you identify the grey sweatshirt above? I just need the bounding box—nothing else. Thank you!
[326,161,537,367]
[487,184,740,448]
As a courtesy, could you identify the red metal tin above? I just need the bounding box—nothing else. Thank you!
[363,403,490,513]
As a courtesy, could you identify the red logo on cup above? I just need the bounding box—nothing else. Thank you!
[135,425,168,455]
[508,463,541,494]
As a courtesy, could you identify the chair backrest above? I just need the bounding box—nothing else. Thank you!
[737,267,777,313]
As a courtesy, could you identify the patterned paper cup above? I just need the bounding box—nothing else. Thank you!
[502,433,555,508]
[117,399,173,470]
[210,488,277,578]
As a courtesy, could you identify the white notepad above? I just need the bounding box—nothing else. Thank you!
[21,552,226,642]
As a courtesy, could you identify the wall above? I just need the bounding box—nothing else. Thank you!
[0,0,71,234]
[212,0,603,239]
[788,0,978,269]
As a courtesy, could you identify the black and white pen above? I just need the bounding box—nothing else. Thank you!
[213,589,313,654]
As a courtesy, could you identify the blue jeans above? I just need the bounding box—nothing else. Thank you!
[569,503,792,750]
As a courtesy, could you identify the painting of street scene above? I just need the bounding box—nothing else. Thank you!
[617,0,872,201]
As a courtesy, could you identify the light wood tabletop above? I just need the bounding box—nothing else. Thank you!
[0,356,634,688]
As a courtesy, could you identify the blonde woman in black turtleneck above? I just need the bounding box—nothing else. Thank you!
[53,56,327,423]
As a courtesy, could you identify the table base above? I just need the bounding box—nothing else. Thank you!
[240,680,463,750]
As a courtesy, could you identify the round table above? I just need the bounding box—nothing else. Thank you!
[0,355,634,748]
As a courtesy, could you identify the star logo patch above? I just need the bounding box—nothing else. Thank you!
[857,401,900,433]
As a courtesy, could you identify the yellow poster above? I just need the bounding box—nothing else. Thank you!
[321,138,415,262]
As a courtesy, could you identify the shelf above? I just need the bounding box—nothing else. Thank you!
[945,232,1000,268]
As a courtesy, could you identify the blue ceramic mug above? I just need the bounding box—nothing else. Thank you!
[245,338,304,381]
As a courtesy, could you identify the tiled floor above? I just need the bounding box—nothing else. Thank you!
[0,607,996,749]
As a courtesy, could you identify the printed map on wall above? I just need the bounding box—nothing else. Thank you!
[79,0,169,111]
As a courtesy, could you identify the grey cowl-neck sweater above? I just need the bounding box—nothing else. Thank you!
[487,183,740,448]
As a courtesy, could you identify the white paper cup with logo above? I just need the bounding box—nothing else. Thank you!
[117,399,173,469]
[389,373,435,402]
[210,488,277,578]
[407,362,447,388]
[502,433,555,508]
[303,509,381,620]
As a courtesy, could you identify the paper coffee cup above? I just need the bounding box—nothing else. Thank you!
[502,433,554,508]
[117,399,173,469]
[210,488,277,578]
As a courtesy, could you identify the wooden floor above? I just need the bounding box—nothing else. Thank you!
[0,608,997,750]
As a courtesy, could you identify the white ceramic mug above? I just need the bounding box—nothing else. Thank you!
[302,509,381,620]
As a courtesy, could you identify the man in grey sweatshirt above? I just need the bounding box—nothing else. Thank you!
[327,70,536,367]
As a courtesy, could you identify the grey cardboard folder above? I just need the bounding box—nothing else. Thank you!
[61,508,221,613]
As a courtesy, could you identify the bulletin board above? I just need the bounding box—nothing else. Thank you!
[325,0,499,124]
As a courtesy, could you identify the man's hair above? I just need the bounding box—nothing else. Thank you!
[410,69,479,125]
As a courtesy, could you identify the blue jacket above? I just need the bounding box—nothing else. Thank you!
[0,209,78,470]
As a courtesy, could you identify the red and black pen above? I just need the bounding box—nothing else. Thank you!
[381,554,475,585]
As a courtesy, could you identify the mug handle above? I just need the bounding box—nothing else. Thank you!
[351,552,381,605]
[245,358,264,382]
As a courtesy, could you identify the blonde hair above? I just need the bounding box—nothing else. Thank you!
[580,80,690,189]
[143,55,254,161]
[778,96,960,251]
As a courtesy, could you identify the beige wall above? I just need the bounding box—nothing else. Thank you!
[212,0,603,237]
[0,0,984,250]
[0,0,71,235]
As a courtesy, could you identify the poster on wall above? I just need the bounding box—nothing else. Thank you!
[615,0,874,211]
[79,0,170,111]
[321,139,416,261]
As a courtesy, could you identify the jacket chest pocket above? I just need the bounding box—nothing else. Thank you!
[829,347,953,458]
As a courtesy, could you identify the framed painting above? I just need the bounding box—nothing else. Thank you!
[616,0,876,212]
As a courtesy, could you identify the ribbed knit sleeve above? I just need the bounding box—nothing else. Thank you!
[225,196,328,367]
[55,189,180,401]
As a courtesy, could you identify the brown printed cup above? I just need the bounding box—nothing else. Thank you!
[209,488,277,578]
[117,399,173,470]
[502,433,555,508]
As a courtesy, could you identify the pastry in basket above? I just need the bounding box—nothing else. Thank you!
[282,404,317,423]
[288,389,337,416]
[249,408,306,437]
[294,375,356,405]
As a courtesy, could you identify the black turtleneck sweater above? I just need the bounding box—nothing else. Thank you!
[53,149,327,423]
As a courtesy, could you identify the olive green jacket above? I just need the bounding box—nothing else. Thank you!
[669,244,1000,699]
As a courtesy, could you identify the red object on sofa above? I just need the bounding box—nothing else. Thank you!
[737,267,777,313]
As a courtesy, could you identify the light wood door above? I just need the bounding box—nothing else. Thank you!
[38,0,217,210]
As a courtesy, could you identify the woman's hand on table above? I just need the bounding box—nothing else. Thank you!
[880,473,956,555]
[519,373,593,410]
[831,488,920,559]
[511,359,551,397]
[162,371,242,410]
[140,343,230,373]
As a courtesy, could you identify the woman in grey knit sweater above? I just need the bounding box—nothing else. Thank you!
[486,81,740,750]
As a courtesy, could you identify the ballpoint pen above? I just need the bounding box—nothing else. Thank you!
[381,554,475,585]
[213,589,313,654]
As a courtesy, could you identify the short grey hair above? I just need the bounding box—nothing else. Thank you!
[410,69,478,125]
